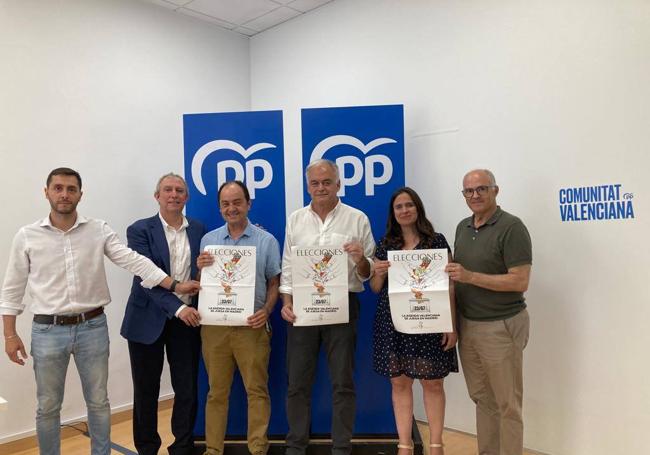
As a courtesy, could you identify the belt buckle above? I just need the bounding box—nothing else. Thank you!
[54,315,79,325]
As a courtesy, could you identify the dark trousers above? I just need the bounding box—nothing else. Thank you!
[128,317,201,455]
[285,293,359,455]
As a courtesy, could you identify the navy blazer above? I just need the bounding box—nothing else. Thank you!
[120,214,206,345]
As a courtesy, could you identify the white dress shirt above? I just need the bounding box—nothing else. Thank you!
[0,215,167,316]
[158,213,191,309]
[280,200,376,295]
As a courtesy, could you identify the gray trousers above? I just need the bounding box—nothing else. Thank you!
[285,293,359,455]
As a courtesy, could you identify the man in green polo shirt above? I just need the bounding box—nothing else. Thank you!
[445,169,532,455]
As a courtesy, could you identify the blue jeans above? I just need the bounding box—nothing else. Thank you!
[31,313,111,455]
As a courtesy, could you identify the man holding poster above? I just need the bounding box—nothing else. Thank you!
[280,159,376,455]
[446,169,532,455]
[197,181,281,455]
[122,173,206,455]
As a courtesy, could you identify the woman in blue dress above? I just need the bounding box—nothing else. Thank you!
[370,187,458,455]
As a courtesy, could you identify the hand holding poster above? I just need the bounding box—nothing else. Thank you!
[292,246,349,326]
[198,245,256,325]
[387,248,453,334]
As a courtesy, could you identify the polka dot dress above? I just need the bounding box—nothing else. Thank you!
[372,233,459,379]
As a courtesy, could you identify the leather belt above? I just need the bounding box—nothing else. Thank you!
[33,307,104,326]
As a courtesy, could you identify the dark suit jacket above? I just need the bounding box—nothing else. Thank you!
[120,214,206,345]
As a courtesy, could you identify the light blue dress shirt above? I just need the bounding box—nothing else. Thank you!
[200,220,281,311]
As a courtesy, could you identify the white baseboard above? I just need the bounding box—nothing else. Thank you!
[0,393,175,445]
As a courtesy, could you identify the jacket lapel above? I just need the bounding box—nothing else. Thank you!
[187,219,201,279]
[149,216,171,274]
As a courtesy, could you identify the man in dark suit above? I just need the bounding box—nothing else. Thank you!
[121,173,207,455]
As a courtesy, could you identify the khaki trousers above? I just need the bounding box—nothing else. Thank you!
[459,309,529,455]
[201,325,271,455]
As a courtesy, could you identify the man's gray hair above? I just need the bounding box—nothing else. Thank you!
[155,173,188,194]
[305,159,340,181]
[465,169,497,186]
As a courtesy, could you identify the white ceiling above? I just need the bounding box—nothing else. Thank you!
[140,0,334,36]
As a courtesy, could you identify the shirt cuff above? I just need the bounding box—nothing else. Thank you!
[279,285,293,295]
[0,306,22,316]
[139,269,168,289]
[354,257,374,282]
[174,304,188,318]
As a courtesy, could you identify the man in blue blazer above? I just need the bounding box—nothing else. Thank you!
[121,173,207,455]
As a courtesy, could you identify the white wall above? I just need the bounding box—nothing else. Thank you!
[251,0,650,454]
[3,0,649,451]
[0,0,250,442]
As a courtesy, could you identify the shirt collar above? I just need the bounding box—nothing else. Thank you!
[224,219,252,239]
[308,198,341,218]
[466,206,503,228]
[40,214,89,231]
[158,212,189,231]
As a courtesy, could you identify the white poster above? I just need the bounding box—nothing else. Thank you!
[292,246,349,326]
[387,248,452,334]
[198,245,256,326]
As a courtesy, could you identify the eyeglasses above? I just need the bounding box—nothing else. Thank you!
[461,185,496,198]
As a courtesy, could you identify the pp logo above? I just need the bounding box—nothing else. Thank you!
[190,140,276,199]
[309,135,396,196]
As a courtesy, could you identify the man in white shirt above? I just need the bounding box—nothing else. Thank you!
[280,159,376,455]
[120,173,207,455]
[0,167,200,455]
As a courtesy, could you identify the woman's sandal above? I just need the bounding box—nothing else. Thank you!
[430,443,445,451]
[397,443,414,453]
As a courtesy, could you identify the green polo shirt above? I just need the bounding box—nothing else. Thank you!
[453,207,532,321]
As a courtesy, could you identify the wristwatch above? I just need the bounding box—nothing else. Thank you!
[170,279,179,292]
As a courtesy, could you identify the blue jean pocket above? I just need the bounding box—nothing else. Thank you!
[85,313,107,329]
[31,322,53,333]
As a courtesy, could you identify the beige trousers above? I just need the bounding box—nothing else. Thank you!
[459,309,529,455]
[201,325,271,455]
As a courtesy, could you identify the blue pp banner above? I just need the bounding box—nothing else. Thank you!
[301,104,405,434]
[184,110,286,237]
[183,110,287,437]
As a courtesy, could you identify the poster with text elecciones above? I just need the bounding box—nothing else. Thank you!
[388,248,452,334]
[292,246,349,326]
[199,245,256,326]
